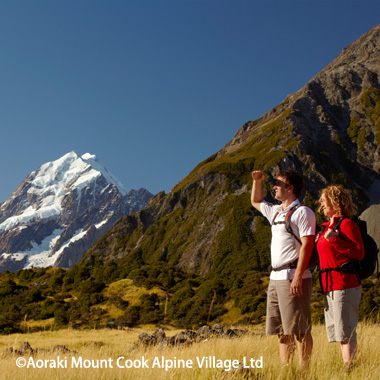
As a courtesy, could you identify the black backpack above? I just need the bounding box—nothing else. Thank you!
[332,216,379,280]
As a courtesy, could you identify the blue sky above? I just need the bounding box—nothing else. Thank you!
[0,1,379,202]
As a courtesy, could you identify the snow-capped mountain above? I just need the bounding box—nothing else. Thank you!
[0,152,153,272]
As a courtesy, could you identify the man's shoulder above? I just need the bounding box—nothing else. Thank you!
[261,200,280,208]
[291,203,316,235]
[298,204,315,214]
[260,200,282,220]
[292,203,316,220]
[261,200,283,212]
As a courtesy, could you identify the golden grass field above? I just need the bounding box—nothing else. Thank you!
[0,322,379,380]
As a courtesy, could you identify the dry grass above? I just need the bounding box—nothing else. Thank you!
[103,279,167,306]
[0,323,379,379]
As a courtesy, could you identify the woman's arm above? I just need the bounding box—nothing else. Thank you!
[328,219,364,260]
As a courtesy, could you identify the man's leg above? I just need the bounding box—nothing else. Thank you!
[340,341,357,365]
[279,334,295,365]
[277,278,313,367]
[295,333,313,368]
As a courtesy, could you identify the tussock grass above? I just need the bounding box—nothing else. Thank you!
[104,279,167,306]
[0,323,379,379]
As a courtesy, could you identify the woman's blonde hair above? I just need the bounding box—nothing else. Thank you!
[319,185,357,217]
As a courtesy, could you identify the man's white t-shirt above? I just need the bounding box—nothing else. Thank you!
[260,199,316,280]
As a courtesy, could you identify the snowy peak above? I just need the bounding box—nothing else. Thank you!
[80,153,128,195]
[0,152,153,272]
[0,151,127,233]
[32,151,127,196]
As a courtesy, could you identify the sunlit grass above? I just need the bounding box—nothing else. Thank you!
[1,323,379,379]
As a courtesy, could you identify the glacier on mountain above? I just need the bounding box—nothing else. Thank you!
[0,151,153,272]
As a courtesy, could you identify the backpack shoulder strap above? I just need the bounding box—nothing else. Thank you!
[271,203,302,226]
[333,216,348,232]
[285,203,304,245]
[271,211,279,225]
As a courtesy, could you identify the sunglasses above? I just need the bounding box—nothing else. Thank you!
[274,179,290,188]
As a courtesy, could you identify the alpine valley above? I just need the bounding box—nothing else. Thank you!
[0,152,153,272]
[1,24,380,332]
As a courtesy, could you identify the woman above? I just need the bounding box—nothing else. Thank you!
[316,185,364,367]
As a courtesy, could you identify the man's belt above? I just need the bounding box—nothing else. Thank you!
[270,259,298,272]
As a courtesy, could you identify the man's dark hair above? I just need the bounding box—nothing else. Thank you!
[277,169,304,198]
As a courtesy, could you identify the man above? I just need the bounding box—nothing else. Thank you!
[251,169,316,367]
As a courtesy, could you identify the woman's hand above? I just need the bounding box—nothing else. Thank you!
[324,227,338,242]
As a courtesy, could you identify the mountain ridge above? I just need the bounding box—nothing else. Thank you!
[81,23,380,276]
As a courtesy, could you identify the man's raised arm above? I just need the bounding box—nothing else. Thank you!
[251,170,265,212]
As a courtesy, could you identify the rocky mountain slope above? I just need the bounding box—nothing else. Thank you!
[82,24,380,277]
[0,152,153,272]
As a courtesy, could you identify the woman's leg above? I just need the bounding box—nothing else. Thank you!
[340,340,357,365]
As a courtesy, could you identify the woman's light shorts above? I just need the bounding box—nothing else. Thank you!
[324,286,362,343]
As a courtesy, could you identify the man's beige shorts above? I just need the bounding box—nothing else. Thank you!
[266,278,312,336]
[324,286,361,343]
